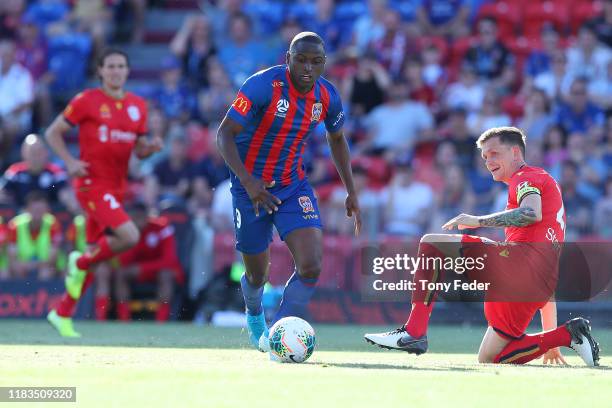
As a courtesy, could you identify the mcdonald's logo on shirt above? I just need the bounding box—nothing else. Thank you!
[232,93,252,116]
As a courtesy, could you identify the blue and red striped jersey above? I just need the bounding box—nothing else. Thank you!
[226,65,345,194]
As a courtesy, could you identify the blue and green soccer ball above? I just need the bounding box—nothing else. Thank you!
[268,317,316,363]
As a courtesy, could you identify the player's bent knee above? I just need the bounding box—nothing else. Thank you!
[297,261,321,280]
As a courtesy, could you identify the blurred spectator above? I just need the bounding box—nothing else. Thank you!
[0,216,7,280]
[352,0,388,54]
[145,134,194,206]
[328,164,380,237]
[152,56,196,123]
[402,58,436,107]
[444,64,485,113]
[381,165,434,237]
[524,25,560,78]
[566,23,612,84]
[588,59,612,110]
[196,58,238,125]
[553,78,605,136]
[533,50,574,101]
[593,177,612,237]
[468,153,497,214]
[270,19,303,65]
[467,89,511,135]
[6,191,61,280]
[201,0,245,44]
[193,130,229,189]
[362,82,434,160]
[170,14,217,88]
[438,107,476,169]
[70,0,112,60]
[416,141,458,193]
[341,51,390,117]
[210,178,233,232]
[0,38,33,162]
[115,0,146,43]
[560,160,593,239]
[588,0,612,47]
[217,12,268,87]
[301,0,347,53]
[464,17,515,91]
[422,43,446,91]
[542,125,569,170]
[0,134,70,209]
[0,0,26,38]
[370,9,416,78]
[416,0,469,39]
[15,16,53,128]
[429,165,474,231]
[518,88,554,146]
[114,203,184,322]
[23,0,69,34]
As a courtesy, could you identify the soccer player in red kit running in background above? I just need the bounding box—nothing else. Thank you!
[365,127,600,366]
[45,49,163,337]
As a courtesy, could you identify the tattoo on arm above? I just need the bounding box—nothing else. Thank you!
[478,207,538,228]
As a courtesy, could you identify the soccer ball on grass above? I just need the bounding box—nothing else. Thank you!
[268,316,316,363]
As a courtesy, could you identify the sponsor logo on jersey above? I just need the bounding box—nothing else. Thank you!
[272,80,284,87]
[127,105,140,122]
[311,102,322,122]
[299,196,314,213]
[498,249,510,258]
[332,111,344,127]
[232,92,252,116]
[100,104,111,119]
[275,98,290,117]
[146,233,159,248]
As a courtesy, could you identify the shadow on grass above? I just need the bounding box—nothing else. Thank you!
[311,361,479,372]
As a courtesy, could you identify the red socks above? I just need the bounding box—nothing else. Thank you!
[494,326,572,364]
[156,302,170,322]
[405,243,446,338]
[56,272,95,317]
[117,301,131,321]
[95,296,109,321]
[76,236,114,271]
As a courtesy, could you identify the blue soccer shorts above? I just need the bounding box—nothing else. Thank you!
[232,179,322,254]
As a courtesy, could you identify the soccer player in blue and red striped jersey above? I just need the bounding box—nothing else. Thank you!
[217,32,361,352]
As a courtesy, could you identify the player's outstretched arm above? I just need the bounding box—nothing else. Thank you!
[216,116,280,216]
[326,129,361,235]
[442,194,542,230]
[45,115,89,177]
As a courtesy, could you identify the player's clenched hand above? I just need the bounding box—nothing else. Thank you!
[345,193,362,236]
[442,213,480,230]
[149,136,164,153]
[542,347,568,365]
[66,158,89,177]
[243,176,281,216]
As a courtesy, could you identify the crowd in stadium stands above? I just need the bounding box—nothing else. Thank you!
[0,0,611,296]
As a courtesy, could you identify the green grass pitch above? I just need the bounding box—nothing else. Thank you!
[0,320,610,407]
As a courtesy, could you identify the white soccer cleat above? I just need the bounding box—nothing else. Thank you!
[258,333,270,353]
[566,317,600,367]
[364,327,428,355]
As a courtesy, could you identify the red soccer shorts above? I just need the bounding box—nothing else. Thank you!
[460,235,558,339]
[75,184,131,243]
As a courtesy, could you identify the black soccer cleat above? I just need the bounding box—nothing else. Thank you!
[364,327,428,355]
[566,317,600,367]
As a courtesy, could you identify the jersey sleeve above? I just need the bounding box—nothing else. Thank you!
[226,74,267,127]
[512,174,544,205]
[63,92,89,126]
[323,84,345,133]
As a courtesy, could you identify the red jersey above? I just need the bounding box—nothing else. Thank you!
[0,218,6,246]
[63,88,148,190]
[505,165,566,243]
[119,216,184,283]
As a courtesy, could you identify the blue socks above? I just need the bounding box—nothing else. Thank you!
[240,274,264,316]
[273,272,318,324]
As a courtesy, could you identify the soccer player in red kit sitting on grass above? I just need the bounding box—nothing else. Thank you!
[113,202,184,322]
[45,49,163,337]
[365,127,600,366]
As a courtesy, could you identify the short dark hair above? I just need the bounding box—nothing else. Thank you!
[289,32,324,52]
[97,48,130,68]
[476,126,527,156]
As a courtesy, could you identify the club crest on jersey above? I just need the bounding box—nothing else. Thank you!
[127,105,140,122]
[311,102,323,122]
[276,99,290,117]
[100,104,111,119]
[299,196,314,213]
